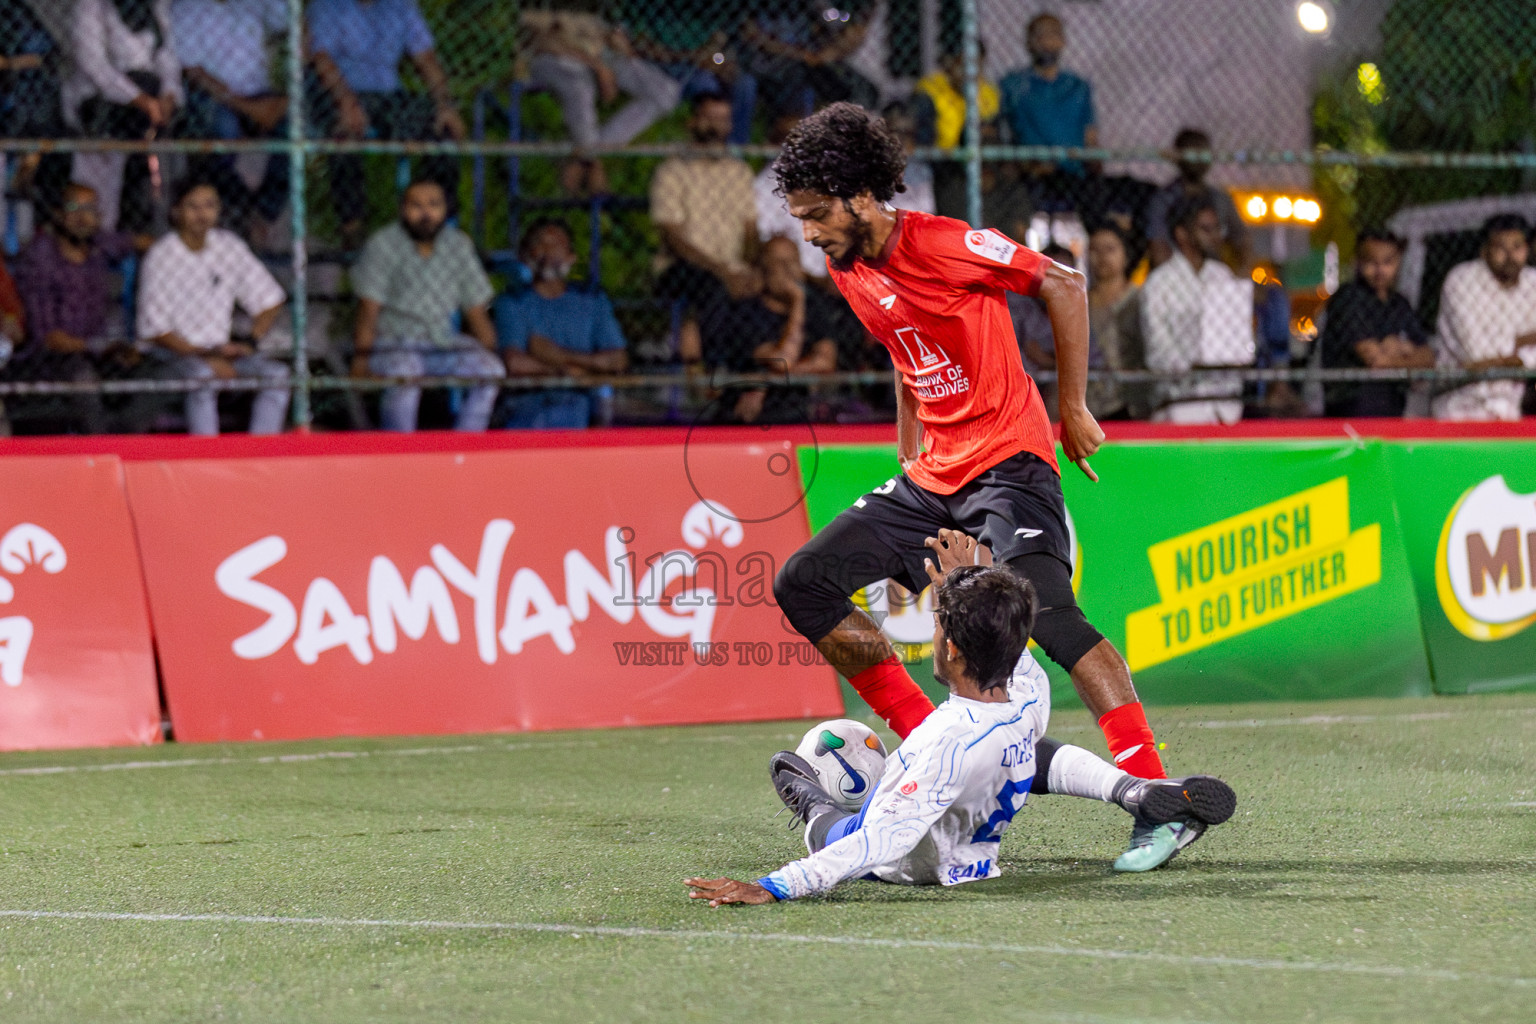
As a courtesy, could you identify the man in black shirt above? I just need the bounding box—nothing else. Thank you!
[1320,229,1435,417]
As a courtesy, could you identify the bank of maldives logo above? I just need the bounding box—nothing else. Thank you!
[1436,475,1536,642]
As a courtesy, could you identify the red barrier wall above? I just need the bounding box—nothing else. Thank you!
[123,444,841,743]
[0,456,161,750]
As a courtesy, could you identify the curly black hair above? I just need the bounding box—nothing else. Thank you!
[772,102,907,203]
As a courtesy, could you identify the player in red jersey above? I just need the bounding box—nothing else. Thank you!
[769,103,1202,870]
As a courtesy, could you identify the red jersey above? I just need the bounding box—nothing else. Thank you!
[828,210,1058,494]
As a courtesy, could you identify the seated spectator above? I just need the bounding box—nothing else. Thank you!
[999,13,1101,219]
[614,0,756,145]
[913,43,999,221]
[11,182,145,434]
[757,110,835,281]
[1141,194,1253,424]
[137,178,290,435]
[0,257,19,351]
[1145,129,1250,270]
[350,178,503,432]
[523,7,681,197]
[740,1,878,118]
[306,0,465,250]
[881,102,936,216]
[493,218,627,429]
[692,235,844,423]
[650,92,759,345]
[1,0,65,218]
[64,0,183,233]
[1008,242,1075,415]
[1086,224,1148,420]
[0,0,60,136]
[172,0,290,244]
[1319,229,1433,418]
[1432,214,1536,422]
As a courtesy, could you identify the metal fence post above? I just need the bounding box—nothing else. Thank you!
[961,0,983,230]
[286,0,311,429]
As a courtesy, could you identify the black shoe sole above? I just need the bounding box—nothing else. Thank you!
[768,750,822,788]
[1141,776,1237,827]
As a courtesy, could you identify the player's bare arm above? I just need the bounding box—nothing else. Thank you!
[684,876,776,906]
[1039,260,1105,482]
[896,369,923,472]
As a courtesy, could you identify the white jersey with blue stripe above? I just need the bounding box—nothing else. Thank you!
[762,650,1051,899]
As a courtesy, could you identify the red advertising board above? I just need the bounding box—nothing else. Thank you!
[0,456,161,750]
[124,445,841,742]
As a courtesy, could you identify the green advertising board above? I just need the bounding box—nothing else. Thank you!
[799,441,1432,707]
[1385,441,1536,695]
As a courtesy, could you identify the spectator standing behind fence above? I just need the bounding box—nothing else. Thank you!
[650,92,759,351]
[64,0,183,233]
[11,183,143,434]
[614,0,755,145]
[171,0,289,246]
[493,219,627,430]
[1145,129,1251,271]
[306,0,464,251]
[999,13,1100,220]
[913,43,999,221]
[1319,229,1432,418]
[1086,224,1148,420]
[350,178,503,433]
[1432,214,1536,422]
[522,7,681,197]
[1141,194,1253,424]
[137,178,290,435]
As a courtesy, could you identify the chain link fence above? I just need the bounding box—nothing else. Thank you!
[1,0,1533,435]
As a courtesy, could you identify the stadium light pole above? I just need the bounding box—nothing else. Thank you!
[961,0,982,229]
[285,0,312,430]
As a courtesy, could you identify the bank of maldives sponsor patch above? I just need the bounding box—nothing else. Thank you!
[1125,477,1382,671]
[963,228,1017,265]
[1436,475,1536,642]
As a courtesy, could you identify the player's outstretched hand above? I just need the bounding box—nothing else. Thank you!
[685,877,777,907]
[1059,404,1105,483]
[924,528,993,583]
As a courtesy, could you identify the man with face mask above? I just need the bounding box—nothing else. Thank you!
[999,13,1099,216]
[1433,213,1536,421]
[350,179,505,432]
[493,218,628,429]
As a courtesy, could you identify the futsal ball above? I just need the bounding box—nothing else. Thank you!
[795,719,889,811]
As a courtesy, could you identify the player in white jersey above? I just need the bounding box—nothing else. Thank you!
[686,556,1235,906]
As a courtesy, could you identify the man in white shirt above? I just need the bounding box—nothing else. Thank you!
[1433,214,1536,422]
[685,544,1236,905]
[1141,194,1253,424]
[138,178,290,435]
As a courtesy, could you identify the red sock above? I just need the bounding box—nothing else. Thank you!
[849,655,935,739]
[1098,701,1166,779]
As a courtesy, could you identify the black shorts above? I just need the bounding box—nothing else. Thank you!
[818,449,1072,597]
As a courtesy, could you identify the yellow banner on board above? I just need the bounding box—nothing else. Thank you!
[1126,477,1382,671]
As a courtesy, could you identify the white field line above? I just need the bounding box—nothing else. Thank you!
[1,704,1530,777]
[0,740,598,778]
[1177,706,1536,730]
[0,909,1528,988]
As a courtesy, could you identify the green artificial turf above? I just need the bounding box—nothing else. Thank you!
[0,692,1532,1023]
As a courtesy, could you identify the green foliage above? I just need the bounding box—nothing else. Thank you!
[1312,0,1536,241]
